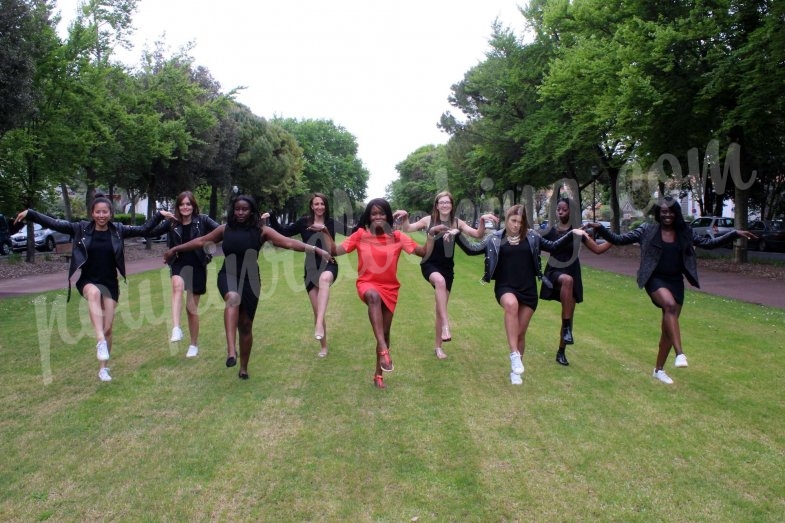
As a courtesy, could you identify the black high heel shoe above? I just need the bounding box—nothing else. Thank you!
[226,356,237,367]
[556,350,569,366]
[238,370,249,380]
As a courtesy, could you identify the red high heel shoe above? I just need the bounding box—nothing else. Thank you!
[377,348,394,372]
[373,374,386,389]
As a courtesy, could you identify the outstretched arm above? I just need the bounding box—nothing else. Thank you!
[262,226,332,260]
[458,214,498,239]
[582,234,613,255]
[393,210,430,233]
[163,225,225,263]
[15,209,77,236]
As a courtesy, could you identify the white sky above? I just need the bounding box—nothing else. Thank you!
[56,0,528,200]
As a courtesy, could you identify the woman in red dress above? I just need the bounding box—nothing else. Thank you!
[329,198,426,389]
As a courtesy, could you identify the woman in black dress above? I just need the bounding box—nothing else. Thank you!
[15,195,162,382]
[149,191,219,357]
[589,197,757,384]
[265,193,339,358]
[163,195,332,380]
[461,204,588,385]
[540,198,611,366]
[393,191,496,359]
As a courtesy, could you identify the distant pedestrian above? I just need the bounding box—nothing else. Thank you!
[588,197,757,384]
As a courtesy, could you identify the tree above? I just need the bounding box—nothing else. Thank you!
[0,0,46,136]
[274,118,369,220]
[232,105,304,211]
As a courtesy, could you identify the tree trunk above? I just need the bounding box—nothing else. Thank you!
[60,182,72,221]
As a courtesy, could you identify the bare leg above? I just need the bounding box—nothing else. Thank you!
[365,289,394,373]
[311,271,333,356]
[516,305,535,357]
[84,284,116,371]
[100,296,116,371]
[499,293,521,353]
[429,272,450,359]
[171,275,185,329]
[650,288,683,370]
[364,289,388,352]
[223,291,241,360]
[186,292,201,346]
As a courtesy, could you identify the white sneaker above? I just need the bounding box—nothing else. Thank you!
[510,351,524,375]
[96,340,110,361]
[170,326,184,342]
[653,369,674,384]
[510,372,523,385]
[674,354,689,368]
[186,345,199,358]
[98,368,112,382]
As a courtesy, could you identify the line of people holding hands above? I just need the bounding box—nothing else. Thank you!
[15,191,755,387]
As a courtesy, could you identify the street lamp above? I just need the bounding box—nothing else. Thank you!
[591,165,599,222]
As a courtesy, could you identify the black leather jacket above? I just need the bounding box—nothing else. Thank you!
[25,209,163,300]
[458,228,576,287]
[594,222,741,288]
[148,212,220,266]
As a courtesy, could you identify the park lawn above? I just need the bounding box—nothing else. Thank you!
[0,235,783,522]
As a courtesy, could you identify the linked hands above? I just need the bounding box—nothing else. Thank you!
[13,210,28,225]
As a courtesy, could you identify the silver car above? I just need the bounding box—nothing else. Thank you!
[11,223,71,252]
[689,216,735,239]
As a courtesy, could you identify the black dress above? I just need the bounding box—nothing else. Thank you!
[645,240,685,306]
[76,229,120,301]
[171,223,207,295]
[217,224,264,320]
[420,223,456,292]
[494,239,538,310]
[270,216,339,292]
[540,226,584,303]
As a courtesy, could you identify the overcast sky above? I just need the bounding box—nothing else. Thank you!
[56,0,527,200]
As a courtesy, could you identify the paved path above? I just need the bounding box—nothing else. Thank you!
[1,252,784,308]
[580,252,785,309]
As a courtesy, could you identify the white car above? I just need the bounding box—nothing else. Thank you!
[11,223,71,252]
[689,216,735,239]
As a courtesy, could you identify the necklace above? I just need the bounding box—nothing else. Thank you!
[507,234,521,245]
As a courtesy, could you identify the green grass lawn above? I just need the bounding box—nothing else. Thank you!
[1,236,784,521]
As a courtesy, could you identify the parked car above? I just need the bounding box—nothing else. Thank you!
[10,223,71,252]
[0,214,12,255]
[141,234,168,244]
[747,220,785,252]
[689,216,735,239]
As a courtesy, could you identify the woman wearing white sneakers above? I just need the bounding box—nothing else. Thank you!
[149,191,219,358]
[15,195,163,382]
[460,204,587,385]
[588,197,757,384]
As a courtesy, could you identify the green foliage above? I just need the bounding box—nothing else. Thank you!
[274,117,369,218]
